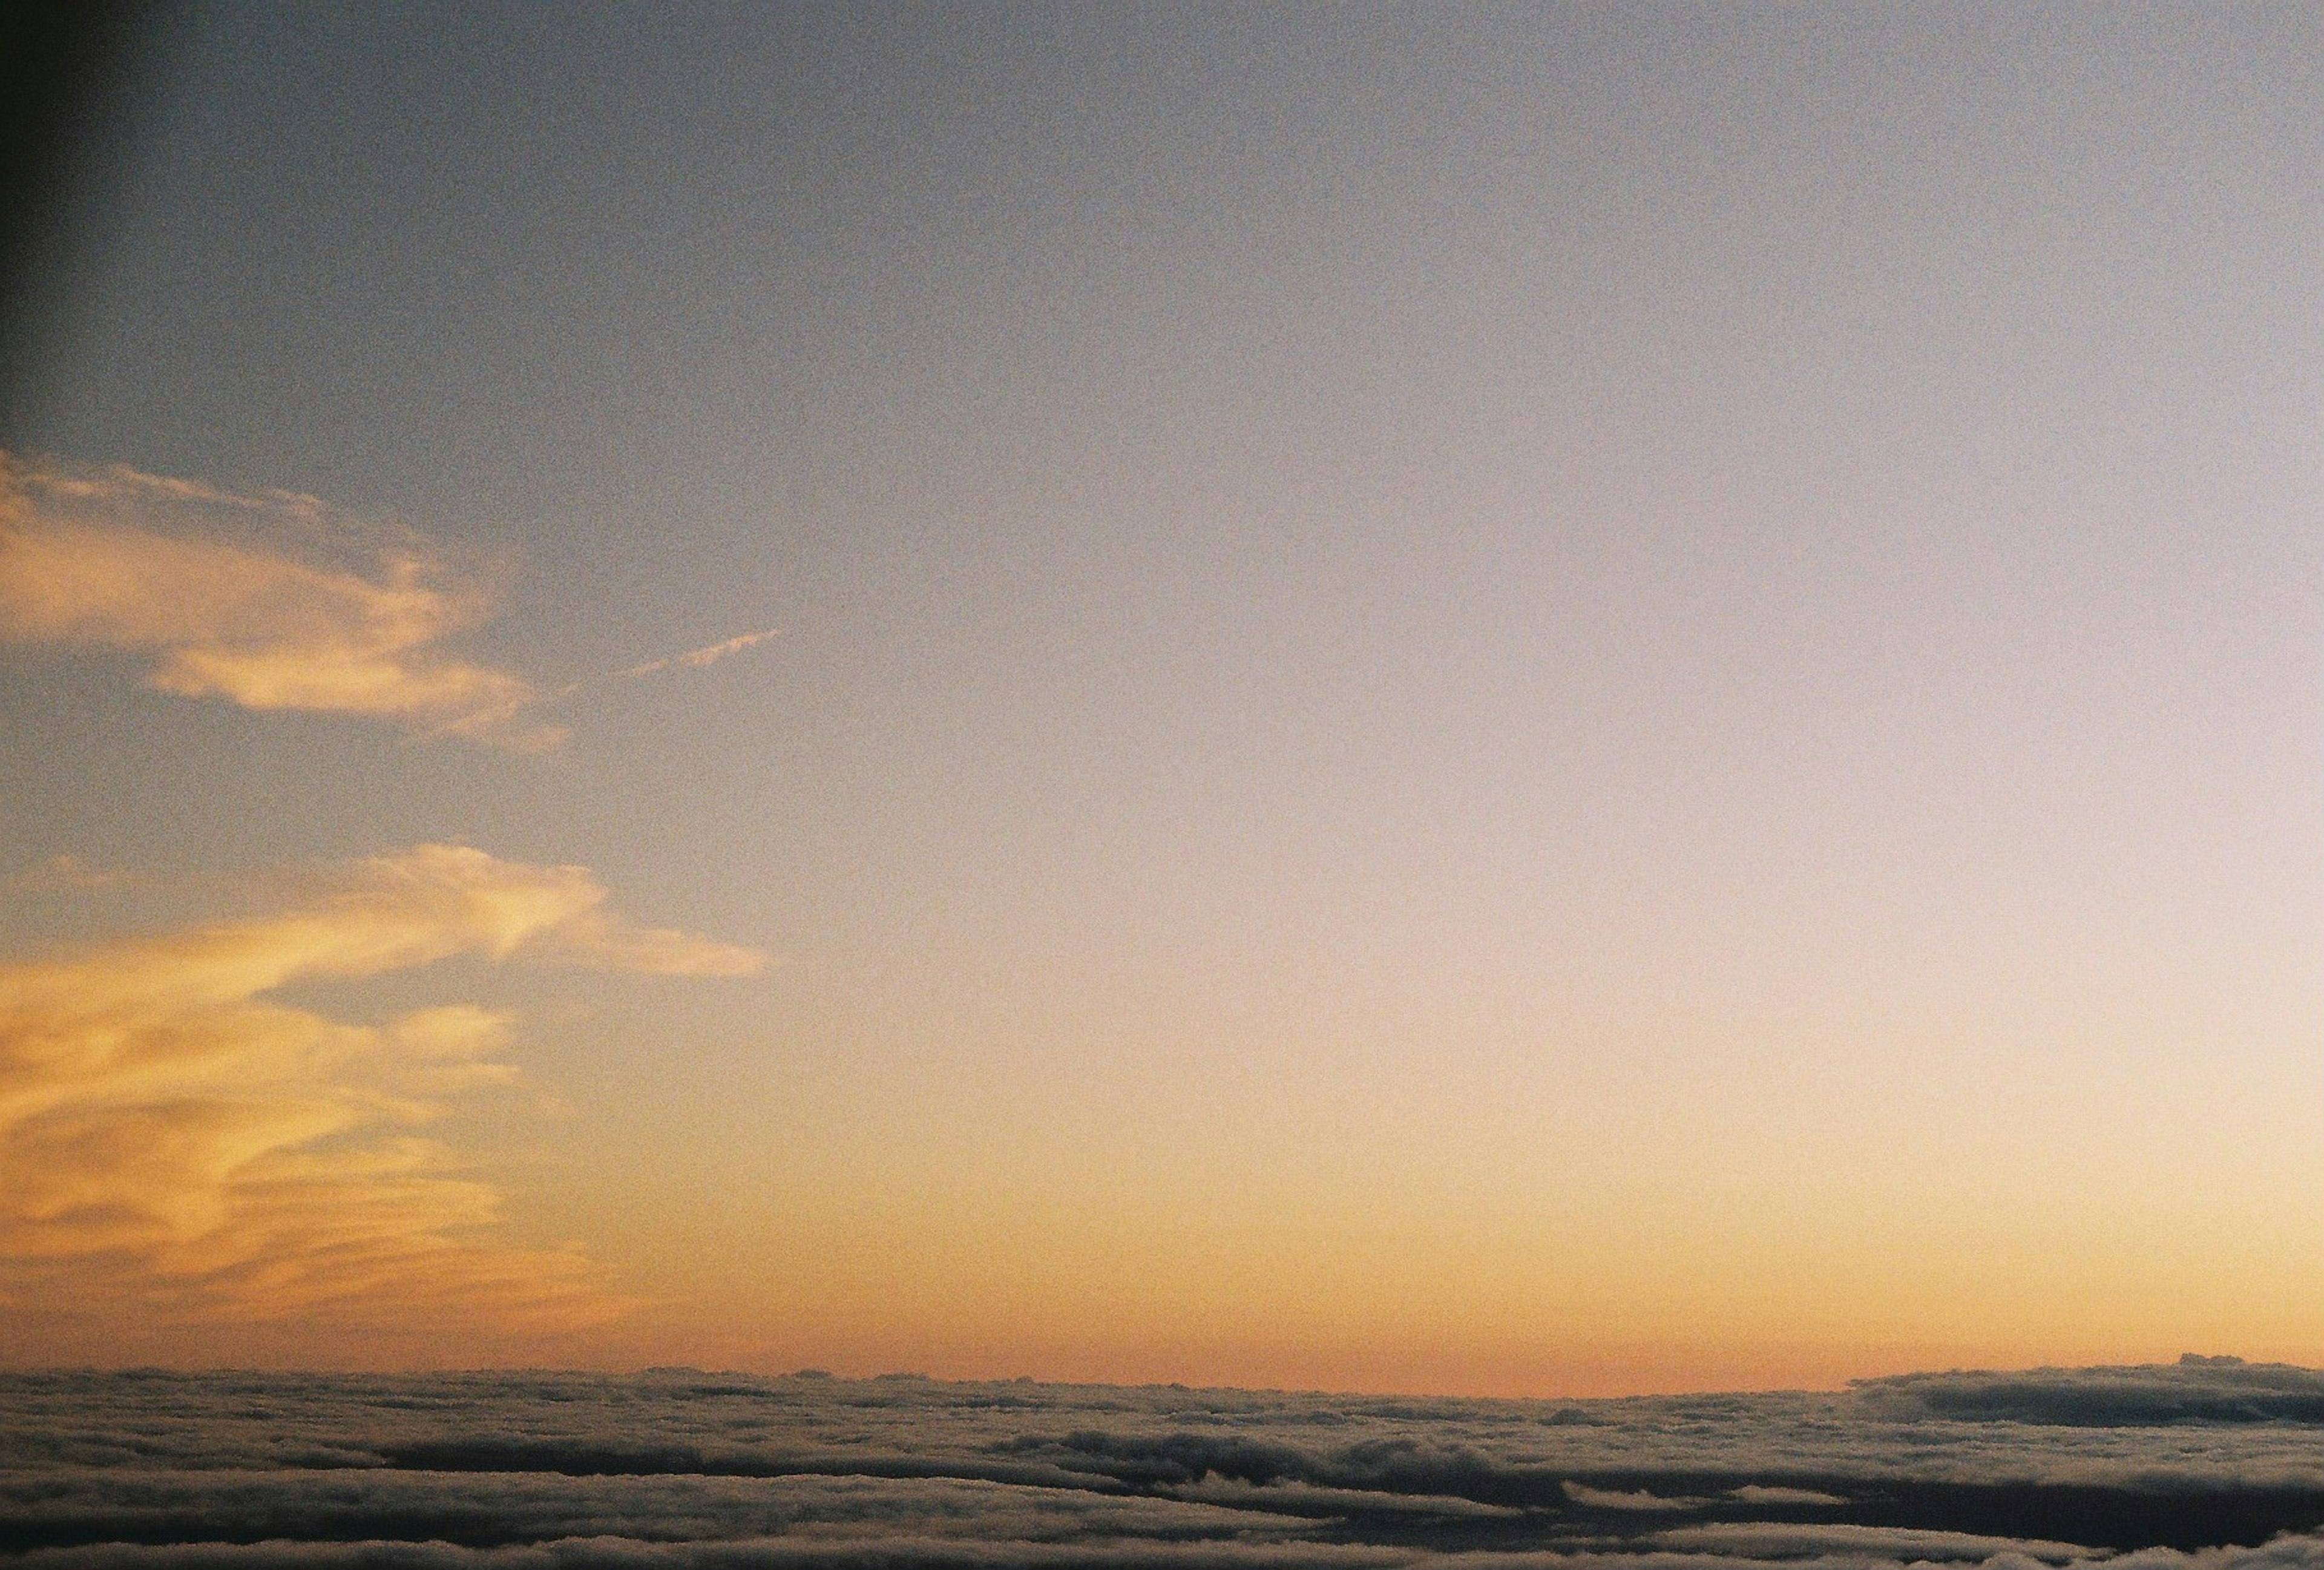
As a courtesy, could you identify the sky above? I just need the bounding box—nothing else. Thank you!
[0,2,2317,1396]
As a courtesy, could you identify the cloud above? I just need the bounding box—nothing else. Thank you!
[614,629,780,682]
[1850,1364,2324,1428]
[7,1367,2324,1565]
[1727,1486,1847,1508]
[1649,1523,2103,1563]
[1563,1483,1707,1513]
[0,1468,1321,1562]
[11,1546,2323,1570]
[1163,1480,1524,1520]
[0,847,766,1335]
[0,456,559,749]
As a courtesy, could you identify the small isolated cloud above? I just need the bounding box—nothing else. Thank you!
[1728,1485,1848,1507]
[616,628,780,682]
[0,845,765,1335]
[1561,1481,1707,1513]
[0,456,559,749]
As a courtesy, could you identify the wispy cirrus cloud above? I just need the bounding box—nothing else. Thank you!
[545,626,783,705]
[0,845,765,1336]
[0,456,560,749]
[2,456,787,745]
[614,628,781,682]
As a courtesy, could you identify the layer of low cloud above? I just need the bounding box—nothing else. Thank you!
[0,847,764,1336]
[0,457,557,748]
[1649,1524,2099,1563]
[18,1546,2320,1570]
[3,1364,2323,1566]
[1850,1362,2324,1428]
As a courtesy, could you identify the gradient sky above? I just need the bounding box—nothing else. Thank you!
[1,2,2317,1396]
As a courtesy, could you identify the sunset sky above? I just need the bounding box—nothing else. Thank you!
[1,2,2316,1396]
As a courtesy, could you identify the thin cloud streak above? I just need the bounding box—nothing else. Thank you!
[617,628,781,680]
[0,845,766,1336]
[547,627,783,701]
[543,626,782,707]
[0,456,560,749]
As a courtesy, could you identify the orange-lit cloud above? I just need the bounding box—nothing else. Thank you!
[0,456,559,749]
[0,845,766,1335]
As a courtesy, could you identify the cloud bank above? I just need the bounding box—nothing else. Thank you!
[0,847,764,1337]
[1,1365,2320,1565]
[1851,1363,2324,1429]
[0,458,557,748]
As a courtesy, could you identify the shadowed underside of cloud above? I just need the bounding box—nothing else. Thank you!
[0,457,557,747]
[0,847,764,1334]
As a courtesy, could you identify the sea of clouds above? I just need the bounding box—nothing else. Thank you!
[2,1358,2320,1567]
